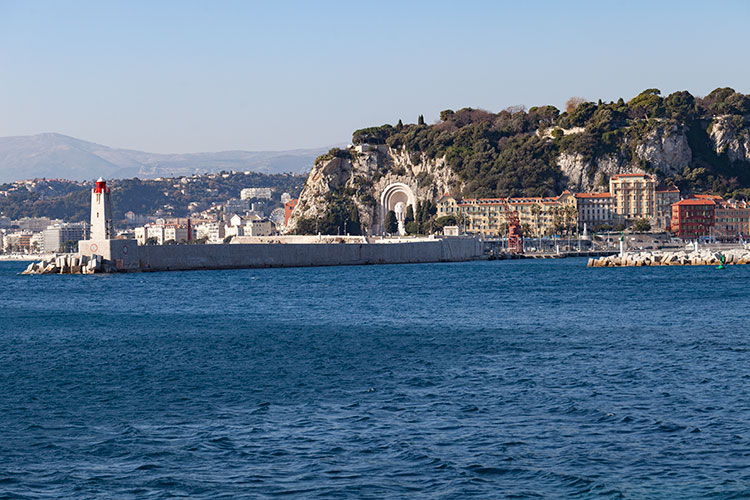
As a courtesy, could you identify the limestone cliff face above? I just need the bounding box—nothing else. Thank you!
[557,124,692,192]
[710,116,750,163]
[285,146,460,235]
[634,125,692,176]
[557,152,625,192]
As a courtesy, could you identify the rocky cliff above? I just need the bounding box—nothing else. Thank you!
[710,116,750,164]
[285,146,459,235]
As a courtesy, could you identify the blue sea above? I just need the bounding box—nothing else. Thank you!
[2,258,750,498]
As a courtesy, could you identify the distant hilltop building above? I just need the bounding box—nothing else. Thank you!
[14,216,62,232]
[224,198,251,214]
[240,187,272,200]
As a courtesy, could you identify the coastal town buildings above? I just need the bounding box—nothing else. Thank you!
[671,198,716,238]
[572,192,614,227]
[134,219,193,245]
[195,222,225,243]
[240,187,272,200]
[655,187,681,229]
[610,173,657,220]
[42,222,89,253]
[3,231,33,252]
[226,214,274,238]
[436,195,567,237]
[714,199,750,239]
[15,216,62,232]
[224,198,251,214]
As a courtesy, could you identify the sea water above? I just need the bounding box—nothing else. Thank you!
[1,259,750,498]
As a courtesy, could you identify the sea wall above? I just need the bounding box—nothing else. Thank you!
[588,248,750,267]
[69,237,482,273]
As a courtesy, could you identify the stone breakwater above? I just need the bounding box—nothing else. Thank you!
[22,236,484,275]
[588,248,750,267]
[22,253,111,275]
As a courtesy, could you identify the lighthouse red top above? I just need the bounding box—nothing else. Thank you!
[93,177,110,194]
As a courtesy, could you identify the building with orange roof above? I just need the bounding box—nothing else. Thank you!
[436,194,573,237]
[284,199,298,227]
[713,198,750,240]
[572,192,613,227]
[609,173,656,221]
[671,198,716,238]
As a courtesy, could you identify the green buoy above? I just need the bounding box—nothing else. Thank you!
[717,255,726,270]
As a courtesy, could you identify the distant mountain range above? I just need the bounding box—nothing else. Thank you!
[0,133,330,183]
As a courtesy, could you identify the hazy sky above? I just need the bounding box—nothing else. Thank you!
[1,0,748,153]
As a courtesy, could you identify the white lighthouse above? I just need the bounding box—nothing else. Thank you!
[90,177,114,240]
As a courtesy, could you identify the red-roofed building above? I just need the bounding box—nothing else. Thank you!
[572,192,613,227]
[284,199,298,227]
[671,199,716,238]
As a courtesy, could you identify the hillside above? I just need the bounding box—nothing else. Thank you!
[0,172,305,222]
[287,87,750,235]
[0,133,328,183]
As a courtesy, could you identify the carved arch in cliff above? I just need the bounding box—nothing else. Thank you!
[380,183,416,235]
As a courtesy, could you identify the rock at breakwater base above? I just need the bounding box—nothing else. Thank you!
[21,253,107,275]
[588,248,750,268]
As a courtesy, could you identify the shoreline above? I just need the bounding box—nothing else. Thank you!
[0,253,58,262]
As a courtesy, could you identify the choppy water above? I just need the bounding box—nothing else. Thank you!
[2,259,750,498]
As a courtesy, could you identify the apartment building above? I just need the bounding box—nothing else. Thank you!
[610,173,656,220]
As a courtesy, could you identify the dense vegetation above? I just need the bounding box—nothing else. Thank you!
[294,192,362,235]
[351,87,750,199]
[0,172,305,222]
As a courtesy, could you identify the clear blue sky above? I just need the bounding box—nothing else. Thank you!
[1,0,748,153]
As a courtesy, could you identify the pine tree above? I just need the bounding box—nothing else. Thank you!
[385,210,398,234]
[418,114,425,125]
[347,204,361,235]
[405,205,415,224]
[396,119,403,131]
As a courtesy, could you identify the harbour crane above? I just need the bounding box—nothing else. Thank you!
[503,199,524,254]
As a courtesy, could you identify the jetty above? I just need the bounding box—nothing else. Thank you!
[587,247,750,267]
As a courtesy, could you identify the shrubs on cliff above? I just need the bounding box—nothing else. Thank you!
[294,193,362,235]
[347,87,750,199]
[314,147,353,166]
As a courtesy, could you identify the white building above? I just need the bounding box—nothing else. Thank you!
[42,222,89,253]
[14,217,62,232]
[135,222,192,245]
[194,222,226,243]
[244,218,273,237]
[30,232,45,252]
[240,187,272,200]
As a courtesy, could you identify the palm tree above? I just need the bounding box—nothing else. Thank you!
[530,203,542,237]
[564,205,578,235]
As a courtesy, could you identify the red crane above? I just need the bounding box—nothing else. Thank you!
[504,199,524,254]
